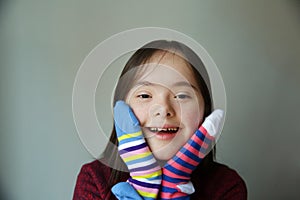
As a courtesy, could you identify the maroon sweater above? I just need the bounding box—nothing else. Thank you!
[73,160,247,200]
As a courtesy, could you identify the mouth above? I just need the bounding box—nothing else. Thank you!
[148,127,179,134]
[146,127,179,140]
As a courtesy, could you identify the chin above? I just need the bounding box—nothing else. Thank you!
[152,149,176,161]
[147,139,182,161]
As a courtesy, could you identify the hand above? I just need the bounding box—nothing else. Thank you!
[112,101,162,200]
[160,109,224,200]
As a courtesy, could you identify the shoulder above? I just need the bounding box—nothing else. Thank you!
[73,160,115,200]
[79,159,111,180]
[211,162,246,184]
[192,161,247,200]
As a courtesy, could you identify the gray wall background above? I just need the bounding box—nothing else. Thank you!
[1,0,300,199]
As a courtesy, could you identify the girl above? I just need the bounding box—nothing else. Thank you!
[73,40,247,199]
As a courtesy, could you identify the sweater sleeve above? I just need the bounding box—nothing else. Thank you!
[73,160,114,200]
[221,178,247,200]
[190,162,247,200]
[214,165,247,200]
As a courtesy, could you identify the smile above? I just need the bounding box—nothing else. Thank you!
[148,127,179,133]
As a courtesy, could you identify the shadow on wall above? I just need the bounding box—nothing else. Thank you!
[0,183,10,200]
[290,0,300,18]
[1,1,11,199]
[0,0,8,13]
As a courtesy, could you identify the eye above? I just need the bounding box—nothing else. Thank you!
[137,93,152,99]
[175,93,191,99]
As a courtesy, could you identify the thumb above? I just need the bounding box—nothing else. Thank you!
[201,109,224,139]
[114,100,140,134]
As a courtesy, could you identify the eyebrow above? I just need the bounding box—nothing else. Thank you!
[135,81,198,90]
[173,81,198,90]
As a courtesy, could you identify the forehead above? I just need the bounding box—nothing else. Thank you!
[134,52,198,88]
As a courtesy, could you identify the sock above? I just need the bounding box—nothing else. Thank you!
[113,101,162,200]
[160,109,224,200]
[111,182,143,200]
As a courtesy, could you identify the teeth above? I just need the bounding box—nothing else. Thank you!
[150,127,157,132]
[149,127,178,132]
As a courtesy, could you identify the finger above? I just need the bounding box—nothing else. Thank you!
[202,109,224,138]
[114,100,141,136]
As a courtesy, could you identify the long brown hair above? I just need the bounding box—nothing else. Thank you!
[102,40,214,187]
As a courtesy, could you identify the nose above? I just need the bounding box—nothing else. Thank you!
[149,99,175,118]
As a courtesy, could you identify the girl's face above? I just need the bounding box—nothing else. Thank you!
[125,52,205,161]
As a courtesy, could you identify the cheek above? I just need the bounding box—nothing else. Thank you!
[184,111,202,131]
[181,104,204,132]
[128,103,148,125]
